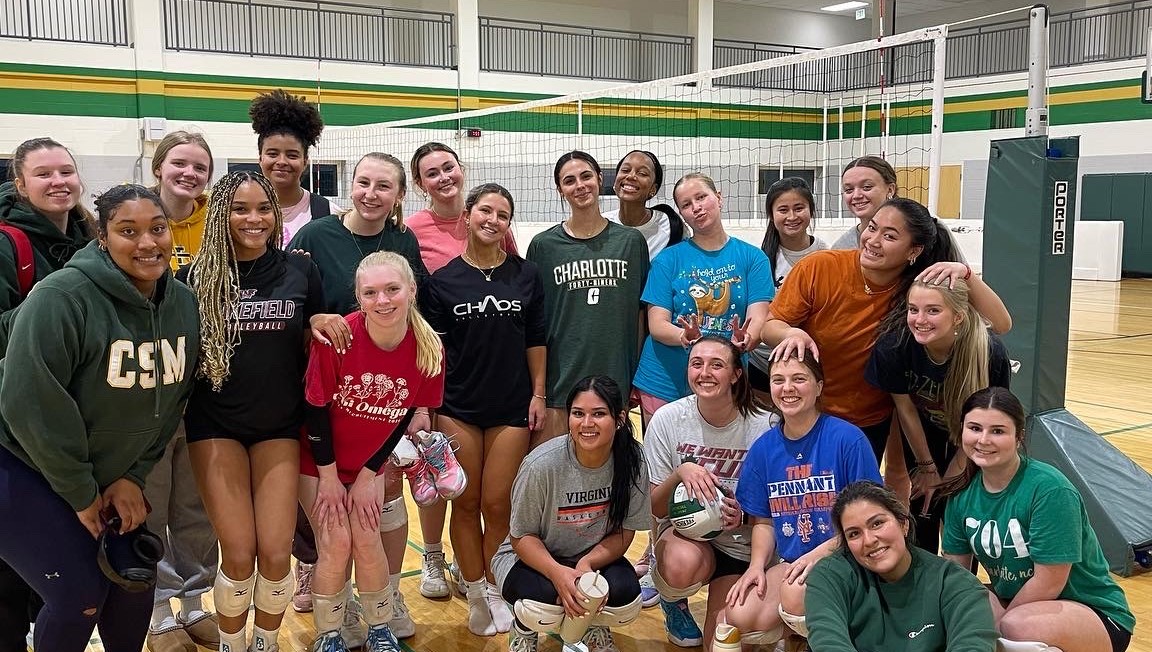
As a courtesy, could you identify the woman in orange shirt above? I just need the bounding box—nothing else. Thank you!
[760,198,1009,460]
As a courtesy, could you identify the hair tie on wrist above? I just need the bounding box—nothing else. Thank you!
[962,263,972,281]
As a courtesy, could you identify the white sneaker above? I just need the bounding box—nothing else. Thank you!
[508,623,539,652]
[419,550,450,598]
[341,597,368,648]
[581,626,618,652]
[389,587,416,639]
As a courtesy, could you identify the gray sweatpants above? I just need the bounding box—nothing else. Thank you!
[144,422,219,610]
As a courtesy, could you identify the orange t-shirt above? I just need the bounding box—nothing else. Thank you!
[769,248,894,427]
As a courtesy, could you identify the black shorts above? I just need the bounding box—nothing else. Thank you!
[709,547,751,582]
[437,404,529,430]
[1090,605,1132,652]
[184,430,300,448]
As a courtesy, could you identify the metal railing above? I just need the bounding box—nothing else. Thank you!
[713,39,933,93]
[479,17,692,82]
[715,0,1152,90]
[948,0,1152,78]
[0,0,129,46]
[162,0,455,69]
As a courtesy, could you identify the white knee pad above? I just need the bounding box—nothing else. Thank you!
[513,599,566,635]
[650,563,703,600]
[591,595,642,628]
[997,638,1064,652]
[213,569,256,618]
[742,625,785,645]
[253,571,294,615]
[778,606,808,638]
[379,495,407,533]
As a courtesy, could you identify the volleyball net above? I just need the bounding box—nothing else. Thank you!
[322,25,948,228]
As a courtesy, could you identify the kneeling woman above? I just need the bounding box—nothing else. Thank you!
[805,481,997,651]
[942,388,1134,652]
[0,185,199,651]
[644,336,776,649]
[303,252,444,651]
[727,354,882,643]
[492,376,649,652]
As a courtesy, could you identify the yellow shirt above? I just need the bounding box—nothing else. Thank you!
[169,195,208,271]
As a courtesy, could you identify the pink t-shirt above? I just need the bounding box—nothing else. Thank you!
[407,208,519,273]
[282,191,340,245]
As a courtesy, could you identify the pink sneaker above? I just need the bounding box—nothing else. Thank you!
[422,433,467,499]
[403,458,440,507]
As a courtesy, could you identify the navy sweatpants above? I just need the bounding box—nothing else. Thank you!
[0,447,153,652]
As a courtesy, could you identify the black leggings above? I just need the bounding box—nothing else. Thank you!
[500,554,640,619]
[0,448,153,652]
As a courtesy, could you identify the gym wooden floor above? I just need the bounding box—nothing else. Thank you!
[85,279,1152,651]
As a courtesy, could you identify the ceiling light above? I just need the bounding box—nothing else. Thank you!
[821,1,868,11]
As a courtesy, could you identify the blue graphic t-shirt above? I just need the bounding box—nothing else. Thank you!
[735,414,881,563]
[633,237,774,401]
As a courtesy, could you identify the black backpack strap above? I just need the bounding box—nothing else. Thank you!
[653,204,687,245]
[307,192,331,220]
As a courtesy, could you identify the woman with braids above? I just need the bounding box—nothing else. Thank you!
[0,136,95,649]
[492,375,649,652]
[643,336,776,650]
[289,153,429,644]
[0,184,198,651]
[141,130,222,652]
[303,252,444,652]
[249,89,339,244]
[758,197,1010,465]
[864,278,1011,553]
[419,183,547,636]
[603,150,687,260]
[803,481,997,652]
[407,142,518,274]
[942,388,1134,652]
[179,170,325,652]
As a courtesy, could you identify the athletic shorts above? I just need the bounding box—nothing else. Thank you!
[437,404,528,431]
[1090,605,1131,652]
[184,429,300,448]
[709,548,751,582]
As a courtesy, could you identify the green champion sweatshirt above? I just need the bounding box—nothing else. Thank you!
[805,546,997,652]
[0,240,200,510]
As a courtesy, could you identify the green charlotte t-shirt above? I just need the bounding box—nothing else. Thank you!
[525,221,650,408]
[942,456,1134,634]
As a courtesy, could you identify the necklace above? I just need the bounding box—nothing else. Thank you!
[345,217,387,261]
[925,346,952,366]
[462,250,505,282]
[563,218,608,239]
[861,268,900,295]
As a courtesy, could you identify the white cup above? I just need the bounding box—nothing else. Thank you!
[558,571,609,643]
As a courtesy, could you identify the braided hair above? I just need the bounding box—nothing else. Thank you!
[187,171,283,390]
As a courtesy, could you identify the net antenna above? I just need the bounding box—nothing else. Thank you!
[323,25,949,226]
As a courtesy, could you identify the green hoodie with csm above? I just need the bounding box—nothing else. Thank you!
[0,240,200,510]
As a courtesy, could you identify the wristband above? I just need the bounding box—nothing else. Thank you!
[962,263,972,281]
[532,394,546,400]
